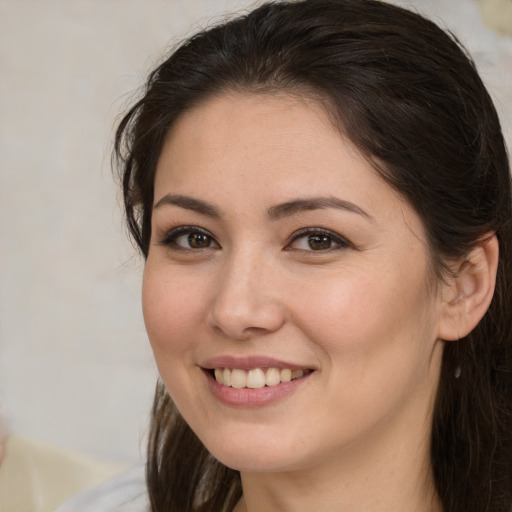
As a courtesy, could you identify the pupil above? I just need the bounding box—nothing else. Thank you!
[309,235,331,250]
[188,233,210,248]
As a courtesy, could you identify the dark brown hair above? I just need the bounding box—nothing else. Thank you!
[114,1,512,510]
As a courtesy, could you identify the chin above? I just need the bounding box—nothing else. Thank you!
[199,428,314,474]
[214,449,302,474]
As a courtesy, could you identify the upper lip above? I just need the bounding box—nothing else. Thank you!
[201,356,315,371]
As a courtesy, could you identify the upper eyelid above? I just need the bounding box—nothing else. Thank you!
[288,227,351,245]
[156,224,351,249]
[158,225,218,246]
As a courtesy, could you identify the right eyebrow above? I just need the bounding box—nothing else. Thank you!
[267,196,372,222]
[153,194,221,218]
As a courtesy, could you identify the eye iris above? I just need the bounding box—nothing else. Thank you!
[188,232,210,248]
[308,234,331,250]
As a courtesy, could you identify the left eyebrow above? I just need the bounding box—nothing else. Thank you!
[153,194,221,218]
[267,196,372,221]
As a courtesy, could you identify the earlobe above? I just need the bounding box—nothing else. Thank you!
[438,233,499,341]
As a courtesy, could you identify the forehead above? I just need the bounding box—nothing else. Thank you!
[156,92,369,190]
[160,92,427,228]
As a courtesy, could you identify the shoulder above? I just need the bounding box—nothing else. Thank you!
[53,465,150,512]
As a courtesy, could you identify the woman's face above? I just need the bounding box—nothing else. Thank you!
[143,93,447,474]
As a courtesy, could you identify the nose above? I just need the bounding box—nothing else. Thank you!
[207,251,286,341]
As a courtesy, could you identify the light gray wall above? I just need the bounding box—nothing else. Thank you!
[1,0,510,463]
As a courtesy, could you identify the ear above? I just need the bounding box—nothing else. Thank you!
[438,233,499,341]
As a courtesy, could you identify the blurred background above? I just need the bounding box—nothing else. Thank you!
[0,0,511,464]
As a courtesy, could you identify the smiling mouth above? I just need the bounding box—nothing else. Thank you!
[210,367,312,389]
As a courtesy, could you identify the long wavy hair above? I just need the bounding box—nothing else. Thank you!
[113,1,512,510]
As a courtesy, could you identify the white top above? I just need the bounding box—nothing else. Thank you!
[53,466,150,512]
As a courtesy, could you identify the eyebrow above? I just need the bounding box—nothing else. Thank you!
[267,196,372,221]
[153,193,371,221]
[153,194,221,218]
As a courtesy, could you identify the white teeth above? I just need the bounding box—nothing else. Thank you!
[231,369,246,388]
[280,368,292,383]
[247,368,266,388]
[223,368,232,387]
[265,367,281,387]
[291,369,304,379]
[214,368,224,385]
[213,367,308,388]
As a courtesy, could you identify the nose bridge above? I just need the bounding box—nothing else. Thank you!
[208,245,284,340]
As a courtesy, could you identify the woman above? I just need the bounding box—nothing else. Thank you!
[92,0,512,510]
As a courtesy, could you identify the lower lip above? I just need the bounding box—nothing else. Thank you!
[205,370,311,407]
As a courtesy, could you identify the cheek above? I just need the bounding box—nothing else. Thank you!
[294,269,440,428]
[142,265,205,361]
[293,263,438,367]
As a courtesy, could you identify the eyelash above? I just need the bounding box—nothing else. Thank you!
[287,227,351,252]
[158,226,351,252]
[158,225,219,251]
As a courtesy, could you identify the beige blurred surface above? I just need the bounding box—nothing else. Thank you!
[478,0,512,35]
[0,0,510,463]
[0,434,125,512]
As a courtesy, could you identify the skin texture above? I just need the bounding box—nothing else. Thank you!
[143,93,458,511]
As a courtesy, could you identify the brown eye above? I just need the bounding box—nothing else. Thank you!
[188,232,212,248]
[159,226,219,250]
[287,228,350,252]
[308,234,332,250]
